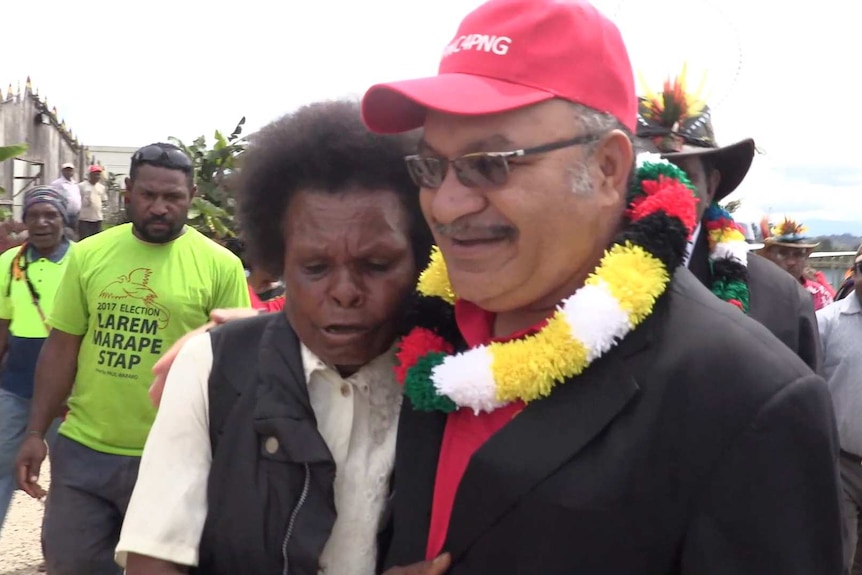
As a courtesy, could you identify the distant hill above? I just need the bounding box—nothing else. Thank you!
[812,234,862,252]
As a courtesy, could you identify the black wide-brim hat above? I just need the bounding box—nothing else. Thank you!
[636,98,756,202]
[660,138,756,202]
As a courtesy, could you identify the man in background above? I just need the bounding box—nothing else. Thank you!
[51,163,81,233]
[636,81,822,372]
[817,248,862,575]
[78,165,109,239]
[760,217,836,311]
[16,143,250,575]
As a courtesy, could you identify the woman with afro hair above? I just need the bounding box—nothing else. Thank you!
[117,100,440,575]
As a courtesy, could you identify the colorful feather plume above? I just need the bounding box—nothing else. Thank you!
[759,216,772,240]
[771,217,807,239]
[638,63,708,129]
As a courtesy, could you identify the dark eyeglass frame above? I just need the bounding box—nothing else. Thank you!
[404,133,601,189]
[131,145,193,170]
[854,261,862,275]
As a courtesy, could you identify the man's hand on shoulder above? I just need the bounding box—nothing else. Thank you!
[383,553,451,575]
[149,307,261,407]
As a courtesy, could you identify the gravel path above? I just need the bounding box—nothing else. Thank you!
[0,463,49,575]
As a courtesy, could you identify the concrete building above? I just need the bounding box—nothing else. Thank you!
[0,78,88,220]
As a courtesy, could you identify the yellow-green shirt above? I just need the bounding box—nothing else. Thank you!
[0,241,73,398]
[0,242,73,337]
[49,224,251,455]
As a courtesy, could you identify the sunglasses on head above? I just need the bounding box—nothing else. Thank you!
[131,145,193,170]
[404,133,601,189]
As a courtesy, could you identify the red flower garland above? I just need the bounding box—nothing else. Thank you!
[704,216,746,236]
[627,176,699,234]
[394,327,453,384]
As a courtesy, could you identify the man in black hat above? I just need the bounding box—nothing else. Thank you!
[636,74,822,372]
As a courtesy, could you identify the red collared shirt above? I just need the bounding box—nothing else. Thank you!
[426,300,546,559]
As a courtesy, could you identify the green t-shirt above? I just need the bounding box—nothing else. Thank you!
[49,224,251,455]
[0,242,74,337]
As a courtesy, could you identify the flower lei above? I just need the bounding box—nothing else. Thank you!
[702,203,751,313]
[394,154,699,415]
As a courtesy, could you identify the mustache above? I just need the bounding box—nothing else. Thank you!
[434,220,516,241]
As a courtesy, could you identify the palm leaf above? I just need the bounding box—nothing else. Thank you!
[0,144,28,162]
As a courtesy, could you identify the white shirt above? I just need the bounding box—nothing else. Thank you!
[817,294,862,454]
[78,181,108,222]
[683,223,702,269]
[116,332,402,574]
[51,176,82,215]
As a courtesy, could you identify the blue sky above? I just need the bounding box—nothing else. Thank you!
[5,0,861,235]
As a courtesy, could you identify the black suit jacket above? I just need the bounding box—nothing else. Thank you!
[385,270,843,574]
[688,230,822,373]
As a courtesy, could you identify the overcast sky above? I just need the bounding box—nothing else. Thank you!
[5,0,860,234]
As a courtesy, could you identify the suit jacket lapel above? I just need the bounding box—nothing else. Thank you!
[388,402,447,564]
[442,312,659,560]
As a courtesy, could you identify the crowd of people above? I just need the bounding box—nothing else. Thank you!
[0,0,859,574]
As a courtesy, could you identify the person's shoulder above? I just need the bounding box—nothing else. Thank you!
[747,252,806,298]
[208,313,291,364]
[817,296,855,322]
[181,229,241,261]
[73,224,134,260]
[210,312,282,341]
[74,224,131,254]
[656,270,828,448]
[0,245,21,264]
[667,268,813,387]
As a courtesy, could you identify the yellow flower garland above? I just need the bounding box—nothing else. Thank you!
[397,154,698,414]
[416,242,668,407]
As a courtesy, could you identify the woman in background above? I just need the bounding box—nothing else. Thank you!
[116,100,439,575]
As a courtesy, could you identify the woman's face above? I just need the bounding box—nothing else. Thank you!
[282,188,417,374]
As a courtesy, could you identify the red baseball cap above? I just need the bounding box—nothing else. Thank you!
[362,0,636,134]
[88,165,103,173]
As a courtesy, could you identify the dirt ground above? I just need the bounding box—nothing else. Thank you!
[0,463,48,575]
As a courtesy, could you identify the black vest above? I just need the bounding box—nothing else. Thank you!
[192,313,337,575]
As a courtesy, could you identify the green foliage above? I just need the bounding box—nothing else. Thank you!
[170,118,246,240]
[0,144,28,195]
[103,170,128,228]
[0,144,27,163]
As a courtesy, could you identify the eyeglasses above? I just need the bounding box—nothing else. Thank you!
[404,134,600,189]
[131,145,193,170]
[854,261,862,275]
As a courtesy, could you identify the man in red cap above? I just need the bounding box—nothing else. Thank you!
[362,0,843,573]
[78,165,109,239]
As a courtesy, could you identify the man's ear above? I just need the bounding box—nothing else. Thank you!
[594,130,634,207]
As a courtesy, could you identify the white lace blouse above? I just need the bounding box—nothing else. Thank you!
[115,332,402,575]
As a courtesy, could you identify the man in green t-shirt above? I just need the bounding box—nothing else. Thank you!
[15,143,251,574]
